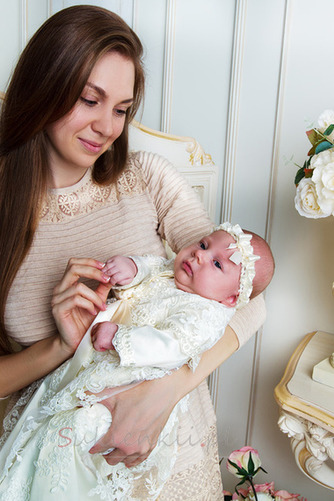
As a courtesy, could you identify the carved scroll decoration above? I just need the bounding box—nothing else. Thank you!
[278,410,334,490]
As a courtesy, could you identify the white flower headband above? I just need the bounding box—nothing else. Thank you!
[213,222,260,308]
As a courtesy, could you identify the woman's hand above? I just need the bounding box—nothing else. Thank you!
[89,326,239,468]
[51,257,113,356]
[89,371,183,468]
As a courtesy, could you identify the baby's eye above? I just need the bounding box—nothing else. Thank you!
[199,241,206,250]
[213,260,222,270]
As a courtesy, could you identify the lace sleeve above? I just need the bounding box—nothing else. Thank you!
[113,297,235,372]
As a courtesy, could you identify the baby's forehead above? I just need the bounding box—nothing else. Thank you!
[209,230,235,247]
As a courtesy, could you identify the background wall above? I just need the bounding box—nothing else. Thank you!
[1,1,334,499]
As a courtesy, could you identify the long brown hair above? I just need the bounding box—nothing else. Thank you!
[0,6,145,352]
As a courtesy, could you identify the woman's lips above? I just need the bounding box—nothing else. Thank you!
[78,138,104,154]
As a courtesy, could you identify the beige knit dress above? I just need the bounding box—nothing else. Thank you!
[3,151,265,500]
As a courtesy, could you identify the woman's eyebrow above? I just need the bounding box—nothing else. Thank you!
[86,82,134,104]
[86,82,107,98]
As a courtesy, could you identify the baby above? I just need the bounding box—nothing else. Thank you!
[91,223,274,356]
[0,223,274,501]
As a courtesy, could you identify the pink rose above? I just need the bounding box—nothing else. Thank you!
[227,446,262,478]
[232,489,248,500]
[274,490,303,501]
[254,482,275,493]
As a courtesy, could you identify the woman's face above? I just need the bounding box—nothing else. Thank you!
[46,51,135,188]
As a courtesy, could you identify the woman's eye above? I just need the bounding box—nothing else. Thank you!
[115,108,127,117]
[199,242,206,250]
[213,260,222,270]
[81,97,97,106]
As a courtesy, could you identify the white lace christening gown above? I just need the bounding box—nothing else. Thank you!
[0,256,235,501]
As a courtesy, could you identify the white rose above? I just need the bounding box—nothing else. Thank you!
[317,109,334,143]
[294,177,329,218]
[246,494,273,501]
[318,109,334,130]
[312,149,334,215]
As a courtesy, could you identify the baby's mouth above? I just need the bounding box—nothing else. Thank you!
[182,261,192,276]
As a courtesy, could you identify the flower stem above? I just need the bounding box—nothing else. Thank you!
[248,477,258,501]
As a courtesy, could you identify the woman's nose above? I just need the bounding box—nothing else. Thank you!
[93,111,113,137]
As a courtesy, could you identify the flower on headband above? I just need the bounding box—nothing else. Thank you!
[213,222,260,308]
[294,109,334,218]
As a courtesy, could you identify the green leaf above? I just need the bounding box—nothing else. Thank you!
[247,453,255,476]
[294,167,305,185]
[235,480,248,495]
[308,144,317,156]
[306,128,323,146]
[315,140,333,154]
[323,124,334,136]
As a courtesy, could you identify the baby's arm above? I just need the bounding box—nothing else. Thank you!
[102,255,137,286]
[112,301,235,371]
[91,321,118,352]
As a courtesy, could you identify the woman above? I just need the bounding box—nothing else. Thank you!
[0,6,265,499]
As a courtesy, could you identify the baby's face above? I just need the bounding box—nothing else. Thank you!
[174,230,241,307]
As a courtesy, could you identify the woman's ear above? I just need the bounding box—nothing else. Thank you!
[219,294,238,308]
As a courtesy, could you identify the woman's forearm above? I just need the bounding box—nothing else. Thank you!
[173,325,239,402]
[0,335,71,397]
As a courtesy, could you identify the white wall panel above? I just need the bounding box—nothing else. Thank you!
[231,0,286,236]
[246,1,334,499]
[0,1,21,91]
[172,0,235,221]
[26,0,50,40]
[133,0,168,129]
[50,0,134,26]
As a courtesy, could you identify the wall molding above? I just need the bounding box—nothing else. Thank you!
[208,0,248,412]
[245,0,292,445]
[20,0,28,50]
[160,0,176,133]
[220,0,247,224]
[132,0,138,30]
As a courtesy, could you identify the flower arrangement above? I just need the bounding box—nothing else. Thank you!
[294,110,334,218]
[223,446,307,501]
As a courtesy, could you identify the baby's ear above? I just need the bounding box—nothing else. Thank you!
[219,294,238,308]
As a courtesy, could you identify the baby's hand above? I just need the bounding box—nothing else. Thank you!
[102,256,137,286]
[91,321,119,352]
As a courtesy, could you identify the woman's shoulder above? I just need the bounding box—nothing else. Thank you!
[128,150,191,201]
[128,150,179,182]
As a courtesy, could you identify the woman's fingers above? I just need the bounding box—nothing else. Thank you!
[101,449,150,468]
[54,258,109,295]
[52,289,101,317]
[124,453,150,468]
[52,281,107,313]
[90,428,154,466]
